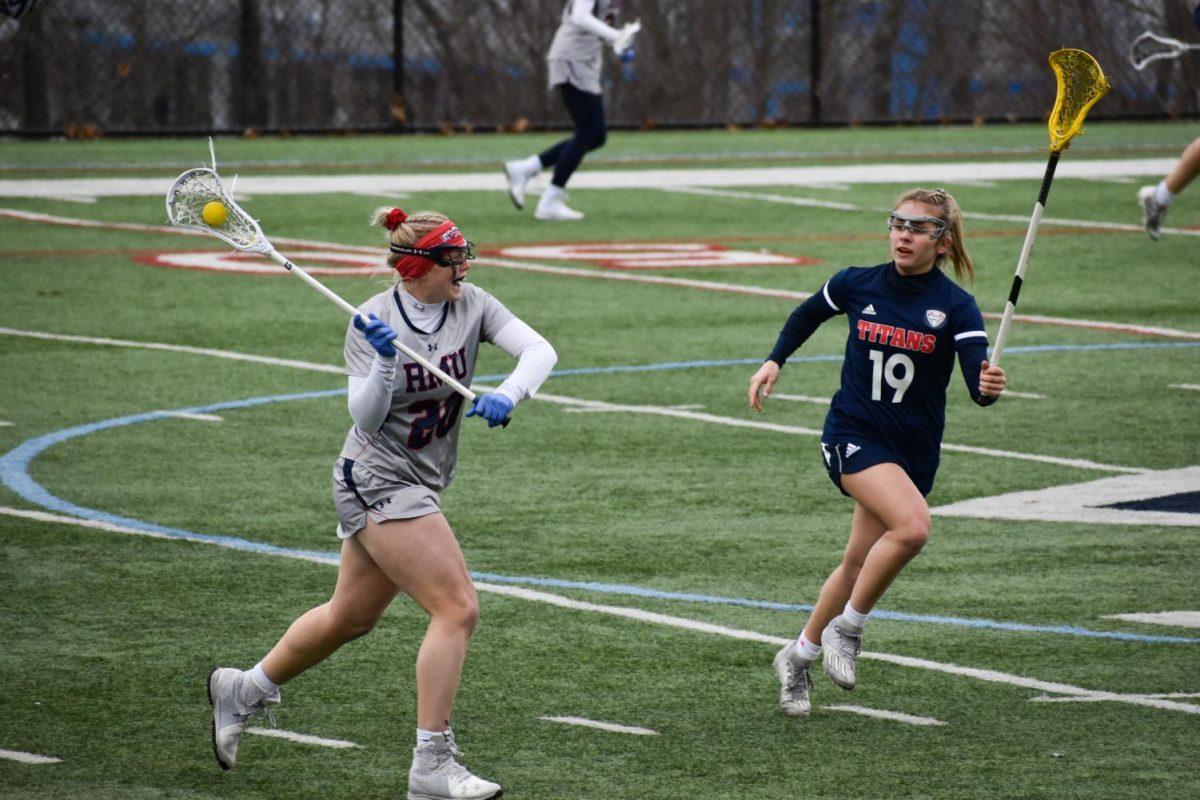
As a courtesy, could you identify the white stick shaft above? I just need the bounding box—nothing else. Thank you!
[265,249,477,402]
[990,200,1045,368]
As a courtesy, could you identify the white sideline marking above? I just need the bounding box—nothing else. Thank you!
[932,466,1200,527]
[663,185,1200,240]
[0,158,1179,199]
[246,728,362,749]
[0,322,1137,474]
[0,327,1136,474]
[159,411,223,422]
[4,207,1200,341]
[1031,692,1200,704]
[771,393,831,405]
[1169,384,1200,391]
[0,327,343,374]
[530,391,1143,474]
[821,705,947,726]
[1001,389,1046,399]
[1103,611,1200,629]
[538,716,658,735]
[476,583,1200,716]
[0,748,62,764]
[0,421,12,426]
[3,506,1198,717]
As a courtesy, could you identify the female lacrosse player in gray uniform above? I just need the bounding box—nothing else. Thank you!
[504,0,639,221]
[209,207,556,800]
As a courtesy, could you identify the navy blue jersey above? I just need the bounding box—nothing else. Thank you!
[769,263,994,459]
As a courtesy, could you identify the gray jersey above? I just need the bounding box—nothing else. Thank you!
[546,0,620,93]
[339,283,515,493]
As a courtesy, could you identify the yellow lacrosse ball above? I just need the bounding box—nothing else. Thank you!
[202,200,228,226]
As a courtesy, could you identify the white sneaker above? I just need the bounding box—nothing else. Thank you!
[207,667,280,771]
[773,643,813,718]
[1137,185,1168,241]
[503,160,532,210]
[534,185,584,221]
[407,731,502,800]
[821,616,862,690]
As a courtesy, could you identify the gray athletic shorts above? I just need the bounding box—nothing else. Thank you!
[332,457,441,539]
[547,58,602,94]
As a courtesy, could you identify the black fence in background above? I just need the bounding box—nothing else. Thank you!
[2,0,1198,136]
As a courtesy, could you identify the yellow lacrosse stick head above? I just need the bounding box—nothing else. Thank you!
[1047,48,1110,153]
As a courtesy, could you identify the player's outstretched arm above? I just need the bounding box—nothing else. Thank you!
[749,360,781,413]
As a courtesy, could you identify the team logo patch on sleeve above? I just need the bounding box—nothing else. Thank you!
[925,309,947,328]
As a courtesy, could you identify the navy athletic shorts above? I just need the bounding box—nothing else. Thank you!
[819,438,938,497]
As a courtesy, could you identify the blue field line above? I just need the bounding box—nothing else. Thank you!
[2,387,1197,645]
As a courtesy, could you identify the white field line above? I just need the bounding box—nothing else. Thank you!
[663,185,1200,240]
[1000,389,1046,399]
[246,728,362,749]
[0,421,11,426]
[820,705,947,726]
[1103,611,1200,628]
[538,716,658,735]
[159,411,223,422]
[0,327,1135,473]
[4,207,1199,341]
[477,583,1200,716]
[1030,692,1200,704]
[1169,384,1200,391]
[771,393,831,405]
[0,748,62,765]
[0,158,1179,199]
[0,327,343,374]
[3,506,1197,717]
[530,391,1144,474]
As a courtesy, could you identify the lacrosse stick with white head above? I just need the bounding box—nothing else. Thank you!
[165,141,478,403]
[1129,31,1200,71]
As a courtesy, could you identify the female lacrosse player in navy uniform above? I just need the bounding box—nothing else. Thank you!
[748,188,1006,718]
[503,0,639,221]
[209,208,556,800]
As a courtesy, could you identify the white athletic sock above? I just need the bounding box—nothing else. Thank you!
[842,603,869,629]
[236,662,278,708]
[795,633,822,661]
[416,727,445,745]
[1154,180,1176,206]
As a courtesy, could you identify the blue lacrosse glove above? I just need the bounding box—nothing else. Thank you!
[620,46,636,64]
[466,393,513,428]
[353,313,398,358]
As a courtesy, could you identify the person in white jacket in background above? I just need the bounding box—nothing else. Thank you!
[504,0,639,221]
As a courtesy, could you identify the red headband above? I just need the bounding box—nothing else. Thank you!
[392,220,467,280]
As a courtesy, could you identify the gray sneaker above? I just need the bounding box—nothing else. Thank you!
[821,616,863,690]
[207,667,280,771]
[408,731,502,800]
[1138,185,1168,241]
[772,643,813,718]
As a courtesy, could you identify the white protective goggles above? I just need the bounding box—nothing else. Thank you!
[887,211,948,239]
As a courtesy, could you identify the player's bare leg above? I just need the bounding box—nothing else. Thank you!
[798,502,889,690]
[261,535,400,683]
[1140,136,1200,239]
[209,537,398,770]
[356,513,500,800]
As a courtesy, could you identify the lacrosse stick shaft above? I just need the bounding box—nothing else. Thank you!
[990,151,1060,368]
[264,249,477,402]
